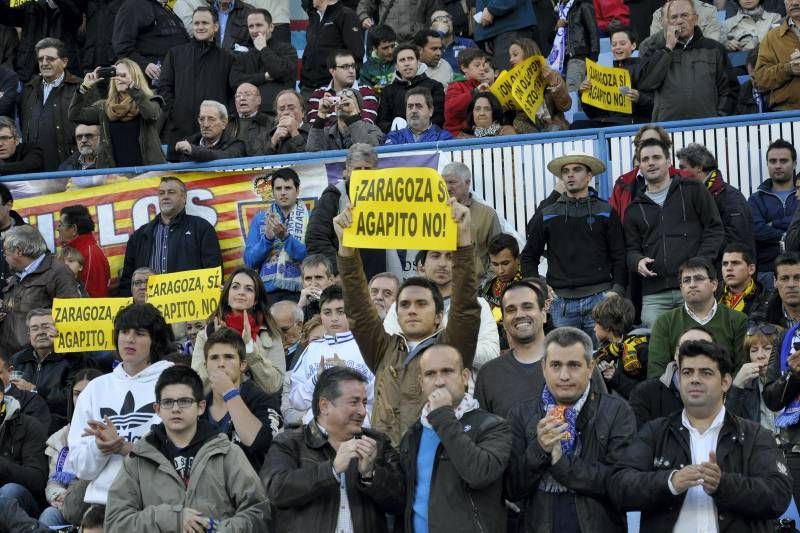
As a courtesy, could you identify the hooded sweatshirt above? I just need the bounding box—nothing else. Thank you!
[68,360,173,504]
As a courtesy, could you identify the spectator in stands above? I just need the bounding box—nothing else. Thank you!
[179,319,206,359]
[726,322,781,430]
[0,64,17,119]
[378,43,445,132]
[227,82,274,156]
[753,0,800,110]
[106,365,267,529]
[415,30,455,88]
[264,367,402,532]
[369,272,400,319]
[749,139,798,290]
[649,0,722,42]
[58,247,88,297]
[169,100,247,162]
[113,0,189,87]
[306,88,384,150]
[299,254,336,319]
[360,25,398,97]
[430,10,478,72]
[521,152,626,343]
[723,0,781,52]
[0,184,24,293]
[211,0,255,51]
[401,344,511,532]
[118,176,223,295]
[574,26,654,127]
[0,374,48,519]
[384,87,454,144]
[335,198,481,445]
[383,249,501,370]
[639,0,735,121]
[229,9,298,114]
[0,117,45,194]
[480,233,522,347]
[592,296,649,399]
[648,257,747,378]
[270,300,304,367]
[457,92,516,138]
[267,90,310,154]
[507,327,635,532]
[550,0,600,92]
[201,327,282,471]
[307,50,379,126]
[69,303,175,505]
[69,59,167,169]
[357,0,441,41]
[624,138,725,326]
[300,0,363,100]
[719,243,770,318]
[441,161,503,279]
[130,268,155,306]
[473,0,536,71]
[507,39,571,133]
[0,347,51,433]
[0,226,80,356]
[19,38,87,174]
[613,340,792,530]
[677,143,755,256]
[37,368,102,528]
[757,253,800,328]
[11,308,85,434]
[593,0,630,34]
[159,7,234,148]
[57,124,100,175]
[288,285,374,425]
[55,205,110,298]
[244,167,308,302]
[738,45,770,114]
[192,267,286,394]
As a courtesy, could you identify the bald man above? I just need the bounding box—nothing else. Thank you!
[228,82,275,155]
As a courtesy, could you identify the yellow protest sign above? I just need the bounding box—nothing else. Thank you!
[510,55,547,122]
[580,59,632,114]
[147,267,222,324]
[10,0,34,6]
[343,168,457,251]
[53,298,133,353]
[490,62,526,110]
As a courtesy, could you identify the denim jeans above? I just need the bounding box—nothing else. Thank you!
[757,271,775,293]
[0,483,38,517]
[39,505,67,527]
[550,291,608,346]
[641,289,684,327]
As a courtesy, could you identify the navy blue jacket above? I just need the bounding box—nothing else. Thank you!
[474,0,536,42]
[747,178,798,271]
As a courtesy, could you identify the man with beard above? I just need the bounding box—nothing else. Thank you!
[384,88,452,145]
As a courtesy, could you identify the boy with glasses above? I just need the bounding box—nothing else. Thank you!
[105,365,267,530]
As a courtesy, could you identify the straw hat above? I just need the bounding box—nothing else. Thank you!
[547,151,606,177]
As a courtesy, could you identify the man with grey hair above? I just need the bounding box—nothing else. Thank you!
[441,161,502,279]
[677,143,754,257]
[0,226,80,355]
[131,267,156,305]
[0,117,45,197]
[306,143,404,280]
[270,300,305,368]
[169,100,246,162]
[507,326,636,532]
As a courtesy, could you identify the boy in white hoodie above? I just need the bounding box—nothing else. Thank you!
[68,304,175,505]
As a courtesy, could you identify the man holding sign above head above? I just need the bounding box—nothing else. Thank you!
[118,176,223,297]
[334,172,481,446]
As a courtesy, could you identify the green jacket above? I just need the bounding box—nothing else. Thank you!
[359,52,395,96]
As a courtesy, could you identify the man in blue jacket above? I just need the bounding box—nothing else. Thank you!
[384,87,453,145]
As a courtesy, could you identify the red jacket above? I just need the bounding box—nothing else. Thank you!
[444,79,481,136]
[592,0,629,33]
[609,166,688,221]
[68,233,110,297]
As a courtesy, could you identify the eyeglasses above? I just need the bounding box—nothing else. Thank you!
[680,275,710,285]
[746,323,778,336]
[335,63,356,71]
[132,279,149,287]
[432,15,451,21]
[76,134,97,140]
[158,398,197,410]
[37,56,60,64]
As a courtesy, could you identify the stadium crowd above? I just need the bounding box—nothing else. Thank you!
[1,0,800,531]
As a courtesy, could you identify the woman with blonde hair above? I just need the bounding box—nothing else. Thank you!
[68,58,166,169]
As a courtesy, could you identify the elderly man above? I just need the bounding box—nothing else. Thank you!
[638,0,735,120]
[0,226,80,356]
[753,0,800,110]
[131,267,155,305]
[0,118,46,197]
[228,82,275,156]
[229,9,298,113]
[521,152,626,344]
[168,100,247,162]
[118,176,223,295]
[270,300,304,367]
[0,184,25,293]
[369,272,399,320]
[267,90,310,155]
[441,161,502,280]
[384,87,452,145]
[57,124,113,189]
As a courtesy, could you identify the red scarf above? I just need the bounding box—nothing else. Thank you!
[224,312,259,341]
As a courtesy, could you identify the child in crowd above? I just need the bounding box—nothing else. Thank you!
[443,48,490,135]
[57,246,88,297]
[592,296,649,399]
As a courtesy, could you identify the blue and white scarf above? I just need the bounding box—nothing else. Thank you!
[776,323,800,428]
[51,446,76,486]
[538,383,589,493]
[547,0,575,74]
[259,201,309,292]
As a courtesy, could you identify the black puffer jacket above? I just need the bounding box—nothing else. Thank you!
[507,388,635,533]
[229,38,298,112]
[610,409,792,532]
[376,68,445,132]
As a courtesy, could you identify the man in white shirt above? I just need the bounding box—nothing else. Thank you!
[611,339,792,531]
